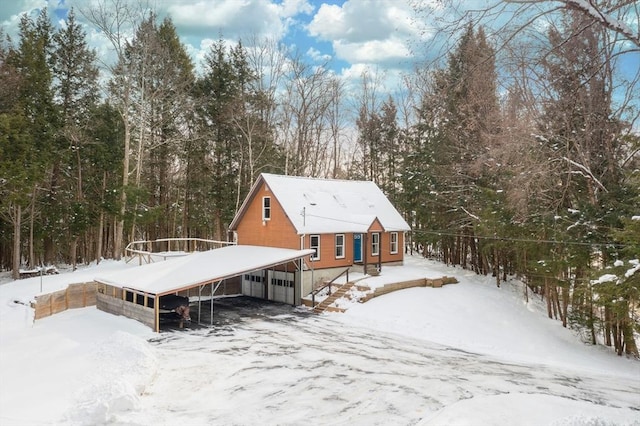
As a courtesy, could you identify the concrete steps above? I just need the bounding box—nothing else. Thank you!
[365,264,380,276]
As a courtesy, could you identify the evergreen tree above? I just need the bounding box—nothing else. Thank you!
[195,39,240,239]
[52,7,99,268]
[537,11,634,343]
[3,9,59,271]
[408,25,502,271]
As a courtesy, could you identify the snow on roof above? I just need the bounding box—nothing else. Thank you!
[94,245,314,296]
[259,173,411,234]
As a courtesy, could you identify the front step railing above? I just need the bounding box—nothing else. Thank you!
[312,282,354,314]
[310,267,351,308]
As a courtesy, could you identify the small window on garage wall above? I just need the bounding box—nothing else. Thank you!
[335,234,345,259]
[262,196,271,220]
[390,232,398,254]
[372,232,380,256]
[310,234,320,260]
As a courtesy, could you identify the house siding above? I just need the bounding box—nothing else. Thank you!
[233,177,407,295]
[235,182,300,249]
[361,218,404,265]
[305,233,353,270]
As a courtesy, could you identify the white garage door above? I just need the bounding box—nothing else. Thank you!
[269,271,295,305]
[242,271,265,298]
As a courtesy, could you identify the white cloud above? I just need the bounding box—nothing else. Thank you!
[307,0,425,66]
[168,0,281,36]
[164,0,314,75]
[0,0,49,38]
[306,46,332,62]
[166,0,312,42]
[334,36,412,63]
[309,0,422,42]
[280,0,314,18]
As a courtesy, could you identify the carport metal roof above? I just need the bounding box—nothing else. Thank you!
[95,245,314,297]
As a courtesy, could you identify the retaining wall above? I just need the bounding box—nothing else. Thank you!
[32,282,97,320]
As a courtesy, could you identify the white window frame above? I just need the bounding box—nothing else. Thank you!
[262,196,271,220]
[335,234,345,259]
[371,232,380,256]
[310,234,320,261]
[390,232,398,254]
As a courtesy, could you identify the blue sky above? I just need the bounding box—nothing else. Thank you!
[0,0,433,93]
[1,0,638,117]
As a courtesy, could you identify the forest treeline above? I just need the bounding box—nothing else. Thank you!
[0,3,638,356]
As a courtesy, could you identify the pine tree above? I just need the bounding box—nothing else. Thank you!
[538,10,633,342]
[408,25,502,272]
[2,9,59,272]
[52,7,99,268]
[195,39,243,239]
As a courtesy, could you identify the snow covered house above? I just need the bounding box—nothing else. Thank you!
[229,173,411,300]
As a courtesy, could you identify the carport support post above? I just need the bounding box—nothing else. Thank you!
[198,285,202,324]
[210,281,214,326]
[154,298,160,332]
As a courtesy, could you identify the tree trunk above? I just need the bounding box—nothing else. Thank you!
[604,306,612,347]
[561,285,569,328]
[29,187,36,268]
[544,278,553,319]
[11,204,21,280]
[551,285,559,320]
[70,238,78,271]
[621,312,639,358]
[96,172,106,264]
[115,114,131,261]
[494,246,500,287]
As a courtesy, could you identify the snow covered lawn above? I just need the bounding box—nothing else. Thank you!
[1,255,638,425]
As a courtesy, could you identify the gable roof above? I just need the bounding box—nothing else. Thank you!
[230,173,411,234]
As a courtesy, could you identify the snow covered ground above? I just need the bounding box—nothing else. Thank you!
[0,255,638,425]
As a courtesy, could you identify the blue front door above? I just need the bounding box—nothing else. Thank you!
[353,234,362,262]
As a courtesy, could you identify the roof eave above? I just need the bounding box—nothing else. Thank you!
[228,174,266,231]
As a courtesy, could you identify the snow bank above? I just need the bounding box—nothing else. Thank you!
[63,331,158,425]
[0,306,154,425]
[337,255,637,376]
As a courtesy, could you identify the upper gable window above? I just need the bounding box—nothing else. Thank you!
[262,196,271,220]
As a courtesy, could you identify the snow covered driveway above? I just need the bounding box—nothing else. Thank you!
[115,298,639,426]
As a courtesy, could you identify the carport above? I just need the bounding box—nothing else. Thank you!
[94,245,314,331]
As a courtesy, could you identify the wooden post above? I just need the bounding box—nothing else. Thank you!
[154,298,160,333]
[363,233,368,275]
[378,235,382,273]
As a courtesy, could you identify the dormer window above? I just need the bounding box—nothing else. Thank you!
[262,196,271,220]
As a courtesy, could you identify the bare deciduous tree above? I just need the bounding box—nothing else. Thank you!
[80,0,146,259]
